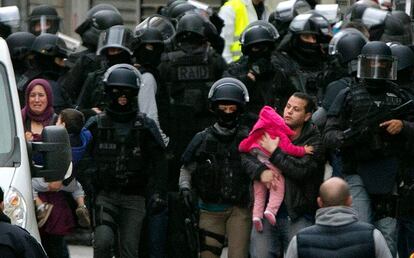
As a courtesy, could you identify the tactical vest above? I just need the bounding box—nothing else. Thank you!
[167,50,217,115]
[349,83,404,158]
[94,114,146,190]
[192,127,250,206]
[296,221,375,258]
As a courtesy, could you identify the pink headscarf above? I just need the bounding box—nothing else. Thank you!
[21,78,54,127]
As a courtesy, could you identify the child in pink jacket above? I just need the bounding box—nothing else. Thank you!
[239,106,313,232]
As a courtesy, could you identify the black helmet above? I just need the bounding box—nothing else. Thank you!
[357,41,397,80]
[28,4,60,35]
[240,21,279,55]
[86,3,120,18]
[6,32,36,60]
[133,27,165,67]
[97,25,133,56]
[269,0,311,37]
[103,64,142,93]
[168,2,196,20]
[208,77,249,106]
[329,28,368,67]
[391,11,412,45]
[175,12,206,39]
[289,12,332,40]
[31,33,68,57]
[390,44,414,71]
[135,27,164,46]
[76,10,124,49]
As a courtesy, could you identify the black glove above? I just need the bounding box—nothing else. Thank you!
[148,193,168,215]
[179,187,193,209]
[250,58,273,77]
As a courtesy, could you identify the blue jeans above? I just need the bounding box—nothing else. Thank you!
[250,214,312,258]
[345,174,397,257]
[398,217,414,258]
[93,191,146,258]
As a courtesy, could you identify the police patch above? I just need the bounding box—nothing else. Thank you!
[177,66,210,81]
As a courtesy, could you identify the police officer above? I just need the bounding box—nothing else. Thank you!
[18,33,71,113]
[276,12,334,104]
[62,5,124,102]
[224,21,285,122]
[158,12,227,190]
[324,41,414,257]
[27,4,61,36]
[85,64,167,258]
[76,25,134,115]
[6,32,36,86]
[179,77,251,258]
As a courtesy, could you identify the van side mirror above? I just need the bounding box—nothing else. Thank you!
[30,126,72,182]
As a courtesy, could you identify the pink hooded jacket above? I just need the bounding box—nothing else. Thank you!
[239,106,305,157]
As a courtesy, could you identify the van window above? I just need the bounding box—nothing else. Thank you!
[0,63,17,166]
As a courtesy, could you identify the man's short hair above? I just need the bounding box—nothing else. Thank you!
[292,92,316,114]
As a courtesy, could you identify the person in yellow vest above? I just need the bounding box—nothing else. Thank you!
[219,0,272,63]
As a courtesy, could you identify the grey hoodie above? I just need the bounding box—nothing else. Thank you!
[285,206,392,258]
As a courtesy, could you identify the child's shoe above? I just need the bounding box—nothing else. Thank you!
[264,210,276,226]
[253,217,263,232]
[36,202,54,228]
[76,205,91,228]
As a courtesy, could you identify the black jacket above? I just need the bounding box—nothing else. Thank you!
[0,212,47,258]
[242,122,325,220]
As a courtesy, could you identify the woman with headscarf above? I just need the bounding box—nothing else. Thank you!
[22,78,75,258]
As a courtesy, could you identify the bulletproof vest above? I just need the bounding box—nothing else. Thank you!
[349,83,406,194]
[167,49,217,115]
[296,221,375,258]
[94,113,145,190]
[77,68,107,110]
[350,83,404,156]
[192,127,250,206]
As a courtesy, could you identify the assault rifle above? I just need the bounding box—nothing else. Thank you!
[342,99,414,141]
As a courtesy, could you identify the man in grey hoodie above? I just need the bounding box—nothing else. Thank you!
[285,177,392,258]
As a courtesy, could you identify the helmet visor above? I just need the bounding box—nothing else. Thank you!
[135,15,175,42]
[29,14,59,35]
[97,26,133,55]
[357,55,397,80]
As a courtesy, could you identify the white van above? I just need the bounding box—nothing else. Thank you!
[0,38,71,243]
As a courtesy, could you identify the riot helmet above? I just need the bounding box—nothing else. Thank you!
[174,12,207,53]
[135,14,176,43]
[6,32,36,60]
[269,0,311,37]
[314,4,341,25]
[103,64,142,117]
[168,2,196,21]
[28,4,60,36]
[208,77,249,128]
[86,3,120,17]
[134,27,164,67]
[357,41,397,80]
[76,9,123,49]
[390,44,414,71]
[289,12,332,59]
[391,11,412,45]
[31,33,68,58]
[97,25,133,66]
[240,21,279,57]
[329,28,368,73]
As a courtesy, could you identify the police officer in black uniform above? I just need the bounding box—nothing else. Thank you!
[17,33,71,113]
[224,21,286,123]
[85,64,167,258]
[76,25,134,115]
[323,41,414,257]
[62,5,124,103]
[27,4,61,36]
[179,77,251,258]
[158,12,227,190]
[6,32,36,87]
[275,12,334,103]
